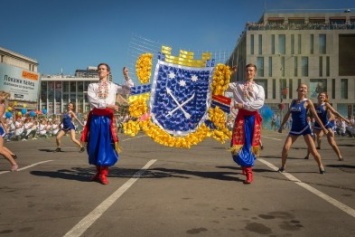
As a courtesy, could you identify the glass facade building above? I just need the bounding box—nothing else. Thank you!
[39,76,98,116]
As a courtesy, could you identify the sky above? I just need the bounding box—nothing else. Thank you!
[1,0,354,85]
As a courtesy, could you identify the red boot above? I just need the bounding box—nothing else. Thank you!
[91,165,101,181]
[99,166,109,185]
[244,167,253,184]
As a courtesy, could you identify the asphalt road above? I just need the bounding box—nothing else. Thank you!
[0,130,354,237]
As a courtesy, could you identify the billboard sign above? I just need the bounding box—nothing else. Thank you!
[0,63,39,102]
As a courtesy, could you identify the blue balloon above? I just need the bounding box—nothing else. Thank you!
[42,109,47,115]
[21,108,27,115]
[29,111,36,117]
[260,105,273,122]
[5,111,12,119]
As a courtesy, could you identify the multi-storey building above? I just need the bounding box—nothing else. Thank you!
[39,74,97,115]
[0,47,39,111]
[39,66,119,116]
[227,10,355,118]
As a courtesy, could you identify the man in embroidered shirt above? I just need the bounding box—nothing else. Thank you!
[81,63,134,185]
[226,63,265,184]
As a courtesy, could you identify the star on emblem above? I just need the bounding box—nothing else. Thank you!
[179,80,186,87]
[191,75,198,82]
[168,71,176,79]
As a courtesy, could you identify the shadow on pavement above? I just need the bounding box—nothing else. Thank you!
[29,166,275,183]
[30,168,92,182]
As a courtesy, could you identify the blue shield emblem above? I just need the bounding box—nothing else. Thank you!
[150,60,213,136]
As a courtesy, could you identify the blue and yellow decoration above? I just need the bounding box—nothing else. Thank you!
[124,46,232,148]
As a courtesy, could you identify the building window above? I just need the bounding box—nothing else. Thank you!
[319,56,323,77]
[291,35,295,55]
[310,79,327,99]
[63,94,69,104]
[258,34,262,55]
[280,79,287,101]
[293,56,298,77]
[310,34,314,54]
[48,82,54,101]
[78,81,84,92]
[278,34,286,54]
[340,79,348,99]
[301,57,308,77]
[63,82,69,92]
[332,79,335,99]
[84,82,90,92]
[70,94,76,103]
[309,18,325,24]
[55,82,62,102]
[280,56,285,77]
[257,57,264,77]
[326,56,330,77]
[298,34,302,54]
[250,34,254,55]
[288,79,293,99]
[40,82,47,103]
[271,35,275,54]
[70,81,76,93]
[330,18,346,25]
[272,79,276,99]
[268,57,272,77]
[319,34,326,54]
[0,55,4,63]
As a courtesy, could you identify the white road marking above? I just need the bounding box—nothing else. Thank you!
[63,159,157,237]
[258,158,355,218]
[261,135,282,141]
[0,160,53,175]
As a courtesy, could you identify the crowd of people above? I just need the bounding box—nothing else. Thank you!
[3,112,131,143]
[4,116,62,141]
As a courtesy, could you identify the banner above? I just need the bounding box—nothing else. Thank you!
[123,46,232,148]
[0,63,40,102]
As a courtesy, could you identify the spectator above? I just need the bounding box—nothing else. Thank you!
[14,116,25,141]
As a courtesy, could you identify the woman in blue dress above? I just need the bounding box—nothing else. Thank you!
[304,92,350,160]
[0,91,18,171]
[55,102,84,152]
[278,84,328,174]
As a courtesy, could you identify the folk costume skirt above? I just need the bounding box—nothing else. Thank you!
[81,108,119,167]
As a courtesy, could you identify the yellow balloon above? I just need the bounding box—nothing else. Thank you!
[7,107,12,111]
[23,104,27,108]
[18,112,22,116]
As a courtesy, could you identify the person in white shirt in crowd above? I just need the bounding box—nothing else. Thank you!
[340,120,346,136]
[14,115,25,141]
[29,120,38,140]
[24,117,37,140]
[345,116,355,137]
[51,119,60,137]
[46,120,53,136]
[38,119,48,138]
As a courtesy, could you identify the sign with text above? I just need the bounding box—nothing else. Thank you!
[0,63,40,102]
